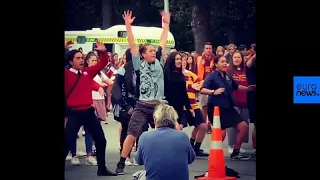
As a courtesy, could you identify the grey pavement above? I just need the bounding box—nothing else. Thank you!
[65,116,256,180]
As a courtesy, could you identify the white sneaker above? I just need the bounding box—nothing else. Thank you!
[86,156,97,166]
[66,154,72,160]
[228,146,247,154]
[240,148,247,153]
[76,151,87,157]
[125,158,132,166]
[131,158,138,166]
[71,157,80,166]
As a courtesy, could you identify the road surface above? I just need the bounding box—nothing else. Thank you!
[65,116,256,180]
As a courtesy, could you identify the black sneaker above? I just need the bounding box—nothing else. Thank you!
[194,173,206,179]
[230,153,250,161]
[252,151,256,159]
[97,168,118,176]
[195,149,209,157]
[115,161,125,175]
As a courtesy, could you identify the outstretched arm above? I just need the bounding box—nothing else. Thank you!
[123,10,141,71]
[159,11,170,49]
[86,41,108,78]
[123,10,138,56]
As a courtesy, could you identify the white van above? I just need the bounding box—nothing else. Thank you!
[65,25,175,56]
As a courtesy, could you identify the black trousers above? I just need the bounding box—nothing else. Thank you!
[65,107,107,170]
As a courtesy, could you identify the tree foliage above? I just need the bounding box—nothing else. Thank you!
[65,0,255,51]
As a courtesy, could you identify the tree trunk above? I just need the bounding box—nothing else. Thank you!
[102,0,113,29]
[227,27,236,44]
[190,0,211,54]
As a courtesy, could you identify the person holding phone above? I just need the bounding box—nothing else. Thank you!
[200,55,256,161]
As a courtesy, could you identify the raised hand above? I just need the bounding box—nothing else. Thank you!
[65,40,73,49]
[122,10,135,25]
[161,11,171,24]
[94,41,106,52]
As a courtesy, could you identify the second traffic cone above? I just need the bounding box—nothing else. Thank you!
[198,106,236,180]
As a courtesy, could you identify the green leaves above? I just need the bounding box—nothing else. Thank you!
[66,0,255,49]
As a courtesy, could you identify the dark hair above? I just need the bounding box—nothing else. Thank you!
[65,49,82,68]
[164,51,182,80]
[186,55,196,73]
[84,51,98,67]
[125,48,132,62]
[231,51,245,71]
[139,43,153,55]
[204,42,212,47]
[214,55,223,64]
[239,44,247,51]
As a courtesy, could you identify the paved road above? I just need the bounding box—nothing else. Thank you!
[65,116,256,180]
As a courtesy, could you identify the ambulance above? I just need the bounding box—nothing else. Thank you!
[64,25,175,56]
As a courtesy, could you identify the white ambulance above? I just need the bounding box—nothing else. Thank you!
[65,25,175,56]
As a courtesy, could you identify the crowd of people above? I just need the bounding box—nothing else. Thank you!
[64,10,256,180]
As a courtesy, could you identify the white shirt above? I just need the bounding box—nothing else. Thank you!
[92,71,109,100]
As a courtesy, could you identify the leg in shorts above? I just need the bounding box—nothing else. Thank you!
[127,101,157,137]
[176,109,188,127]
[227,107,249,145]
[186,109,205,127]
[247,90,256,126]
[198,94,208,107]
[207,104,244,130]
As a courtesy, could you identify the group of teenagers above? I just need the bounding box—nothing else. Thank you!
[64,9,256,178]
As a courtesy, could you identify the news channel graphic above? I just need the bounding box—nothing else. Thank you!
[293,76,320,104]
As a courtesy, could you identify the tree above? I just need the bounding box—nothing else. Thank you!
[101,0,113,29]
[65,0,256,50]
[208,0,256,45]
[151,0,194,51]
[189,0,211,54]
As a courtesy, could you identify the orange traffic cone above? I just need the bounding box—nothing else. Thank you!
[198,106,236,180]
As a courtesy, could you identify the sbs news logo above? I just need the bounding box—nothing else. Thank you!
[295,84,319,96]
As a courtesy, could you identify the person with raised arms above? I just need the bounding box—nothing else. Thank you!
[64,41,117,176]
[115,10,170,175]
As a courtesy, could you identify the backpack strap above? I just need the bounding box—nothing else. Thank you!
[66,74,81,100]
[64,73,81,116]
